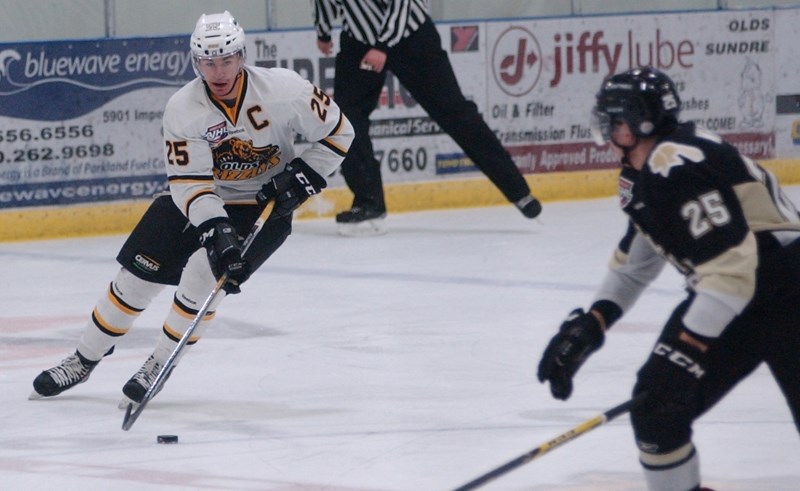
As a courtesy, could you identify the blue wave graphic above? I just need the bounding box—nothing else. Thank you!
[0,78,185,121]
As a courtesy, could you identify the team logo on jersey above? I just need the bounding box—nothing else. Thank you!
[213,137,281,180]
[648,142,704,177]
[618,176,634,208]
[203,121,229,144]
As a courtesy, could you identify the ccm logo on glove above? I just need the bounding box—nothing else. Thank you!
[295,172,318,196]
[256,158,327,217]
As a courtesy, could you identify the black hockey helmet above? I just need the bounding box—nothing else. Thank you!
[591,67,681,144]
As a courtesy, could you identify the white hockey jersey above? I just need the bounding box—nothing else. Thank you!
[162,65,354,227]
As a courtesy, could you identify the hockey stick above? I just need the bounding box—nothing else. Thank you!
[122,200,275,431]
[451,393,645,491]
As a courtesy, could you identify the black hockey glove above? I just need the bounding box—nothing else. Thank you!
[198,218,250,294]
[256,158,327,218]
[537,308,605,400]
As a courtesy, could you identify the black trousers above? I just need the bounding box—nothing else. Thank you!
[334,17,531,211]
[630,234,800,453]
[694,235,800,431]
[117,195,290,286]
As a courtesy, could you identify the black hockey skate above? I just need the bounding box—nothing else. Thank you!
[30,351,99,399]
[120,354,172,407]
[335,206,387,237]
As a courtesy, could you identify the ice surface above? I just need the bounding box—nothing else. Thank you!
[1,194,798,490]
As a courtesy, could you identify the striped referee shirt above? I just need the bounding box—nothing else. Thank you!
[312,0,429,49]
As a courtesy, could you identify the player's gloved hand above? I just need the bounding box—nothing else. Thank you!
[256,158,327,217]
[198,218,250,294]
[537,308,605,400]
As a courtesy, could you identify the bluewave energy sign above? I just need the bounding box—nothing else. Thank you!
[0,8,790,211]
[0,37,192,210]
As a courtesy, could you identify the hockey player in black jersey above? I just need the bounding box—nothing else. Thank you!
[537,67,800,491]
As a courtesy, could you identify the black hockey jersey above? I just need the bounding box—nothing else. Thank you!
[595,122,800,338]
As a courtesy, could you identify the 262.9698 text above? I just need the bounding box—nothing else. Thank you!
[0,144,115,164]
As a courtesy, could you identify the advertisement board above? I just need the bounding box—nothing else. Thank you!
[0,7,796,215]
[0,37,191,209]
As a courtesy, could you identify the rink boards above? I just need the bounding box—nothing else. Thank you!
[2,159,800,242]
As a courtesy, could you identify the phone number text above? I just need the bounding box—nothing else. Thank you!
[0,124,95,143]
[0,144,115,163]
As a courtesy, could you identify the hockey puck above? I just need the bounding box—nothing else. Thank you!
[157,435,178,444]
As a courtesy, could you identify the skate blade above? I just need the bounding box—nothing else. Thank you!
[28,390,45,400]
[337,219,388,237]
[118,395,139,410]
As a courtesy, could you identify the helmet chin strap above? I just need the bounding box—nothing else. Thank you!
[229,70,244,94]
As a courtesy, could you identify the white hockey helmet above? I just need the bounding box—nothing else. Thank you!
[190,11,246,74]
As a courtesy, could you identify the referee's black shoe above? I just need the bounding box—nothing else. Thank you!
[335,206,387,224]
[335,206,387,237]
[515,195,543,219]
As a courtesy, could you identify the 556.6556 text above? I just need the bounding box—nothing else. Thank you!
[0,124,94,143]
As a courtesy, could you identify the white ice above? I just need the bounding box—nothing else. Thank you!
[1,192,798,490]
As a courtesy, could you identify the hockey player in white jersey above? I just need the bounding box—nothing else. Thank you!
[30,11,354,406]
